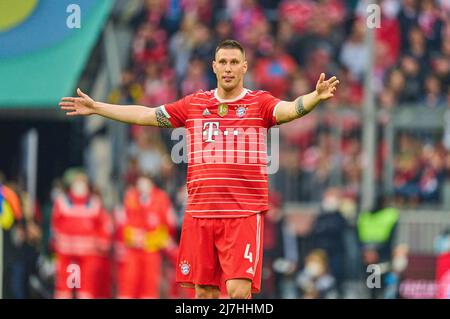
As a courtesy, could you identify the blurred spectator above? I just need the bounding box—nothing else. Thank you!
[417,0,444,52]
[131,0,170,30]
[0,178,22,230]
[169,13,196,79]
[405,25,429,67]
[191,23,216,86]
[376,3,401,69]
[295,2,345,68]
[357,196,399,299]
[124,157,140,187]
[398,55,424,103]
[133,22,168,71]
[258,192,298,299]
[231,0,266,45]
[386,68,407,104]
[303,46,336,91]
[431,53,450,89]
[191,23,215,62]
[383,244,409,299]
[418,143,445,202]
[253,40,298,98]
[394,147,421,206]
[278,0,316,35]
[339,19,369,82]
[398,0,420,51]
[309,188,347,295]
[140,63,176,107]
[329,67,363,107]
[422,73,446,107]
[181,58,210,96]
[128,126,172,182]
[108,70,144,105]
[118,174,177,298]
[214,18,233,44]
[296,249,338,299]
[51,168,110,298]
[378,87,398,111]
[1,178,24,298]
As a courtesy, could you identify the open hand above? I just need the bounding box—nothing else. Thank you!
[59,88,96,116]
[316,73,339,100]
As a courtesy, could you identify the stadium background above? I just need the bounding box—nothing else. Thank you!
[0,0,450,299]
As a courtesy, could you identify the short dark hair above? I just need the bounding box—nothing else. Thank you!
[215,39,245,59]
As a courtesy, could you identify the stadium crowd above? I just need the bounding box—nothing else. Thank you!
[1,0,450,299]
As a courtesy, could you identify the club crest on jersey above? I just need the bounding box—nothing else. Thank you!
[236,105,247,118]
[202,108,211,116]
[218,103,228,117]
[179,260,191,275]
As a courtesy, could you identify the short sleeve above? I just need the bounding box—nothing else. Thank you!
[162,95,191,128]
[259,92,282,128]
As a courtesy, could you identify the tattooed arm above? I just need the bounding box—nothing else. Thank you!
[274,73,340,125]
[59,88,172,127]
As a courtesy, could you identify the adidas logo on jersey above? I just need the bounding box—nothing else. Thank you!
[202,108,211,116]
[246,267,254,275]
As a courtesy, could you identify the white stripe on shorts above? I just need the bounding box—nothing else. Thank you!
[254,213,261,275]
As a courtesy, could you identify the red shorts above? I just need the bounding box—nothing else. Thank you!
[176,213,264,294]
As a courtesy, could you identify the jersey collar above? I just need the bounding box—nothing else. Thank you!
[214,88,248,103]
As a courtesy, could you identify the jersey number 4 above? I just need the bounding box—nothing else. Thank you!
[244,244,253,263]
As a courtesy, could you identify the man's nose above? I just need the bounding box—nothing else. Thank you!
[225,63,232,72]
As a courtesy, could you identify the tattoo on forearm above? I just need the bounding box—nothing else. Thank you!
[155,107,173,128]
[295,96,309,118]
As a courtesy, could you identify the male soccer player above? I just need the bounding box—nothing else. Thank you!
[59,39,339,299]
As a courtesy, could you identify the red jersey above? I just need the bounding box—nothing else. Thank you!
[163,89,281,218]
[51,194,106,256]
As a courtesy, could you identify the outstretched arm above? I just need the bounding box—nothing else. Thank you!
[59,88,172,127]
[275,73,339,125]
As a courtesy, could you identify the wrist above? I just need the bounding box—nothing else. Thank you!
[92,101,101,114]
[313,90,322,101]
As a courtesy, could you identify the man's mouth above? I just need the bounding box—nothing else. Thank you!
[223,76,234,82]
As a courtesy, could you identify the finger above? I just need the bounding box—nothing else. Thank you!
[77,88,89,99]
[61,97,76,102]
[60,106,76,111]
[59,102,74,107]
[66,111,79,116]
[319,73,325,83]
[330,79,340,87]
[326,76,337,84]
[329,84,338,92]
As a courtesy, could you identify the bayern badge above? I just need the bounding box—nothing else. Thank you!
[179,260,191,275]
[236,105,246,118]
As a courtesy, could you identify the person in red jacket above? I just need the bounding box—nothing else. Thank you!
[51,169,107,299]
[92,207,113,299]
[118,174,177,299]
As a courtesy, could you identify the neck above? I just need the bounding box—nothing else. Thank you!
[216,85,245,101]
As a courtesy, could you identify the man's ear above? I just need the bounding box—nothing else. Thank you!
[243,60,248,74]
[212,60,217,74]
